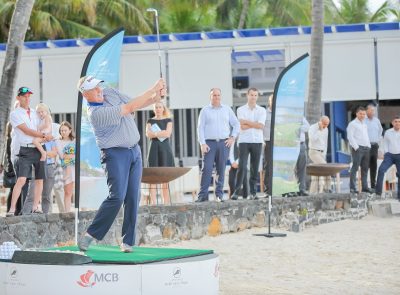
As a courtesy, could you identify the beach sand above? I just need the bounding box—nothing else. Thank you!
[167,216,400,295]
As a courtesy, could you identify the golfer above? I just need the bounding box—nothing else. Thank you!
[77,76,166,252]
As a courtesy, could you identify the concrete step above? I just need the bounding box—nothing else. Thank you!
[368,199,400,217]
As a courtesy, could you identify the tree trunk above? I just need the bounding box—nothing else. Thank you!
[238,0,249,29]
[0,0,35,159]
[306,0,324,124]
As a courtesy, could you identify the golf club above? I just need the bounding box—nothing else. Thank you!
[147,8,163,78]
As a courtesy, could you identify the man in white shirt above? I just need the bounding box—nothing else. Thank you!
[347,106,372,194]
[295,117,310,195]
[231,88,266,200]
[6,87,52,216]
[375,116,400,201]
[365,104,383,190]
[308,116,330,193]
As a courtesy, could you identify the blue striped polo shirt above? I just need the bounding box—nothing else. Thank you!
[87,88,140,149]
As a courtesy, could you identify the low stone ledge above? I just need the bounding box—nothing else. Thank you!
[0,194,372,249]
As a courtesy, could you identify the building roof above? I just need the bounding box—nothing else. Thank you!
[0,22,398,50]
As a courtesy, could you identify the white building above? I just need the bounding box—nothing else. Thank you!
[1,22,399,163]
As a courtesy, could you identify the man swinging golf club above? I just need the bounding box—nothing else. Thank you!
[77,76,166,252]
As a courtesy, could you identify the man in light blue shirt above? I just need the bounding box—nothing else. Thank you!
[365,104,383,190]
[196,88,240,202]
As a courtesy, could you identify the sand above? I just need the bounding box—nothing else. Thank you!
[167,216,400,295]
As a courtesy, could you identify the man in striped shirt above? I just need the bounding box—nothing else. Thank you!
[77,76,166,253]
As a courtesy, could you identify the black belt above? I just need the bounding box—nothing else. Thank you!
[206,138,227,142]
[102,144,138,151]
[47,163,55,166]
[20,143,36,148]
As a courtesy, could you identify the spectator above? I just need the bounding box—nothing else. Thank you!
[295,117,310,196]
[7,87,52,216]
[228,137,248,199]
[375,116,400,201]
[196,88,240,202]
[365,104,383,190]
[231,88,266,200]
[41,122,59,214]
[32,103,53,161]
[347,107,373,194]
[56,121,75,212]
[145,101,174,205]
[20,122,63,214]
[308,116,331,193]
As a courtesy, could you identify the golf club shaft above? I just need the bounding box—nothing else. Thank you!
[154,12,162,78]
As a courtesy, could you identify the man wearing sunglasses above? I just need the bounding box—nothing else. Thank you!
[7,87,53,216]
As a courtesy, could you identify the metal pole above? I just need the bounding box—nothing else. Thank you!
[373,38,379,107]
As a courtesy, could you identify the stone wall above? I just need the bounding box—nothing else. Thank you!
[0,194,369,249]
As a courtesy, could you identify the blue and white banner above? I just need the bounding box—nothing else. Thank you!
[75,28,125,209]
[269,53,309,196]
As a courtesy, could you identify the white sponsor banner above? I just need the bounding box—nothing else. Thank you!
[1,263,141,295]
[0,261,6,295]
[141,256,219,295]
[0,255,219,295]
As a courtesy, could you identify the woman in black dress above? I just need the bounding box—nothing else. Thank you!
[145,101,174,204]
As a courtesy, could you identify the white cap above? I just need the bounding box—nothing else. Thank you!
[78,76,103,93]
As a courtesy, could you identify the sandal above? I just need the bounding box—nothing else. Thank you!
[31,209,43,214]
[6,211,15,217]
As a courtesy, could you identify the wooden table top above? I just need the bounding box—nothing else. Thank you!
[141,167,192,184]
[306,163,350,176]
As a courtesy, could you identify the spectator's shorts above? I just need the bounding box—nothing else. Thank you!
[16,147,46,180]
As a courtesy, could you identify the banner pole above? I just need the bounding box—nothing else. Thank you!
[74,208,78,245]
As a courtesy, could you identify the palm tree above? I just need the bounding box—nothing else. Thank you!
[388,0,400,21]
[334,0,392,23]
[238,0,249,29]
[0,0,152,42]
[265,0,312,26]
[160,0,216,33]
[0,0,34,160]
[307,0,324,124]
[96,0,152,36]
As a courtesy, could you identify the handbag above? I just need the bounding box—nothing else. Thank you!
[3,169,16,188]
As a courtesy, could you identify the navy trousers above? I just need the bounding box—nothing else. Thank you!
[87,145,142,246]
[198,140,229,199]
[376,153,400,199]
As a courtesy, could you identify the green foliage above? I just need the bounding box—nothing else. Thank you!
[334,0,393,24]
[0,0,396,42]
[299,207,308,216]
